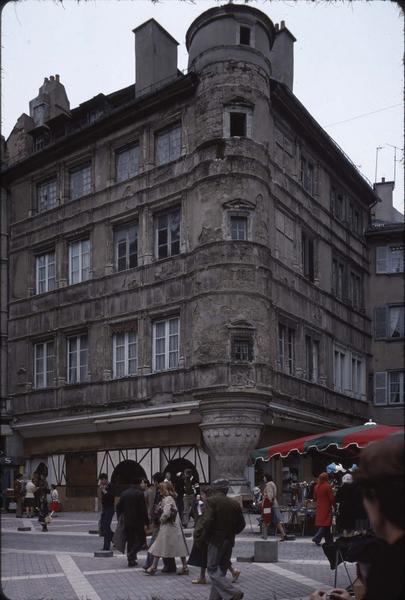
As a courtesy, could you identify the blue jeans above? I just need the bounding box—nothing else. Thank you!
[100,506,114,550]
[313,526,333,545]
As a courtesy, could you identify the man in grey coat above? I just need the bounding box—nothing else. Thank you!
[195,479,245,600]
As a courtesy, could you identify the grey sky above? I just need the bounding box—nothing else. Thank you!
[2,0,403,211]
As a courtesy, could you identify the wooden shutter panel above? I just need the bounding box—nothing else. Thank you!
[376,247,388,273]
[374,372,387,405]
[374,306,388,339]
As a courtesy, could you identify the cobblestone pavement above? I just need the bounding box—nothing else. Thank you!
[1,512,355,600]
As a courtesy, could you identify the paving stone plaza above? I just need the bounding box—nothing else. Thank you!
[1,512,355,600]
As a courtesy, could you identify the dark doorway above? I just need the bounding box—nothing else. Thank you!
[111,460,147,495]
[163,458,199,483]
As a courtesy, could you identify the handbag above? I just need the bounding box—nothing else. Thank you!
[152,501,163,525]
[261,497,273,525]
[161,504,178,524]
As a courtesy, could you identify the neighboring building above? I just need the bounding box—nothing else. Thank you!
[366,178,404,426]
[2,5,378,506]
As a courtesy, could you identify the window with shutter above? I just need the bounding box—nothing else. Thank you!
[374,372,387,405]
[389,306,405,338]
[389,371,404,404]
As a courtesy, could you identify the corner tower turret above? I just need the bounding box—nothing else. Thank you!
[185,4,275,151]
[186,4,275,77]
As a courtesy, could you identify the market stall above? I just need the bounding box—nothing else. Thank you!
[251,422,404,537]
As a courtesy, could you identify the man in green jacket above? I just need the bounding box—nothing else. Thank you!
[195,479,245,600]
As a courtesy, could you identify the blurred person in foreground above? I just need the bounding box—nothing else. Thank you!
[310,435,404,600]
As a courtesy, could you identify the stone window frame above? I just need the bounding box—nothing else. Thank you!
[154,122,182,166]
[333,343,366,399]
[235,20,255,47]
[331,183,346,222]
[277,319,297,376]
[114,222,138,272]
[64,152,94,202]
[304,332,320,383]
[152,315,180,373]
[348,269,363,310]
[333,344,349,394]
[299,153,316,196]
[37,177,59,213]
[34,339,56,389]
[348,199,363,237]
[231,334,254,362]
[112,330,138,379]
[153,205,181,261]
[301,229,316,283]
[228,321,256,364]
[223,103,253,139]
[67,332,89,385]
[332,255,347,301]
[115,142,140,183]
[30,168,60,217]
[35,249,56,294]
[68,238,91,285]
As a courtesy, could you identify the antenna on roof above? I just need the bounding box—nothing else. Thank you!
[385,143,401,184]
[374,146,383,183]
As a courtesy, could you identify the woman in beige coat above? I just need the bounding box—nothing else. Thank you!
[145,482,189,575]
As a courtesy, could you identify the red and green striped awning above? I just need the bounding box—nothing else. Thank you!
[251,423,404,461]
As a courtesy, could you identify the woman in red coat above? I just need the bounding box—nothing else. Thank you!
[312,472,335,545]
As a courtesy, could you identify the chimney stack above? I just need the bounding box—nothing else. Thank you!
[270,21,296,91]
[372,178,402,224]
[29,74,70,127]
[133,19,179,97]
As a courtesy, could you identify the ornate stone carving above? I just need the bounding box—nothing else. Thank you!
[199,394,269,498]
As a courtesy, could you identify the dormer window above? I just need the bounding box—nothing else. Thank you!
[239,26,251,46]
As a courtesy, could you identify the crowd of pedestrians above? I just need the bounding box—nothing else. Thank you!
[97,470,246,599]
[12,467,61,531]
[6,435,403,600]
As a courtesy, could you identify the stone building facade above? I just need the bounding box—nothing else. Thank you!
[366,179,404,426]
[1,5,379,506]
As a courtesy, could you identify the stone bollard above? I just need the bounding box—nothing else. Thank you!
[94,550,113,557]
[254,539,278,563]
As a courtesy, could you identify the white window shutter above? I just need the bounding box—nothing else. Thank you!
[374,306,388,339]
[376,246,388,273]
[374,372,387,405]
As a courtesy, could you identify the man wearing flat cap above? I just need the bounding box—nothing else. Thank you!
[194,479,245,600]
